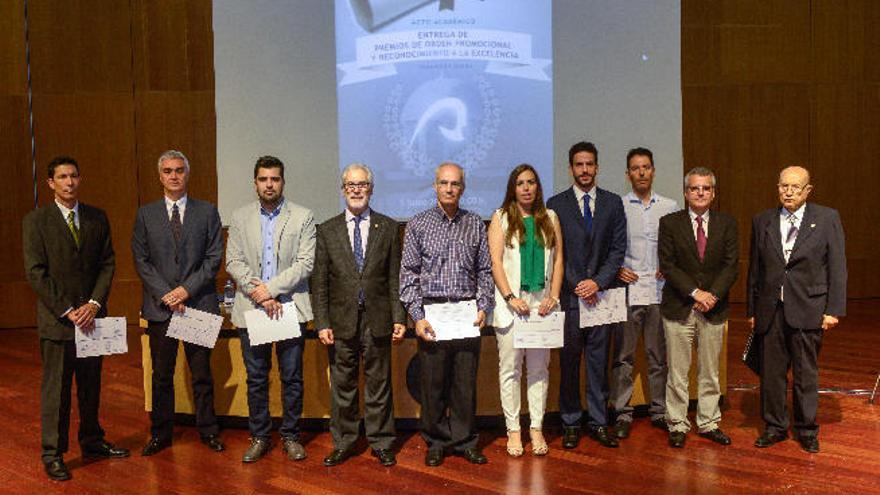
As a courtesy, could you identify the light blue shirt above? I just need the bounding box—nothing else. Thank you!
[345,207,371,254]
[260,199,284,282]
[623,191,679,273]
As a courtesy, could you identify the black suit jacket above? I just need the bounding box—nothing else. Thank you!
[546,186,627,311]
[658,209,738,324]
[131,197,223,321]
[746,203,846,333]
[311,210,406,339]
[23,203,115,340]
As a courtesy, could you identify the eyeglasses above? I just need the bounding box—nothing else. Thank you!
[687,185,714,193]
[777,183,807,194]
[343,181,371,191]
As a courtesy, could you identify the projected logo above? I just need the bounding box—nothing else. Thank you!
[384,75,500,178]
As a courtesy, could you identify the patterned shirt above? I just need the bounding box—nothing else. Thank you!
[399,206,494,321]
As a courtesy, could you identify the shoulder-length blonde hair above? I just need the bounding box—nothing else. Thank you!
[500,164,555,249]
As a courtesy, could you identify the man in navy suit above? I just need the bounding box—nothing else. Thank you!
[131,150,225,456]
[547,141,627,449]
[748,166,846,454]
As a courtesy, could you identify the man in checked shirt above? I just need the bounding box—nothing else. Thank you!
[400,162,495,467]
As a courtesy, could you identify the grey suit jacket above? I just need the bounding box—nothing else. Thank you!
[225,199,315,328]
[658,209,739,324]
[747,203,846,333]
[311,210,406,340]
[131,197,223,321]
[23,203,115,340]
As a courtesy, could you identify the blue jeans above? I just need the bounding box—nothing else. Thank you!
[239,328,304,440]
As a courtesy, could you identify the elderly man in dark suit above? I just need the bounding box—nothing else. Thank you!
[546,141,627,450]
[311,163,406,467]
[131,150,225,456]
[748,166,846,454]
[23,156,129,482]
[658,166,738,449]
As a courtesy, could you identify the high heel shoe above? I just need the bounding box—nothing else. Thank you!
[530,428,548,456]
[506,430,524,457]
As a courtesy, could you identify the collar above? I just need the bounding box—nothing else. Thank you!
[432,205,464,222]
[781,203,806,222]
[573,185,596,204]
[345,207,371,223]
[625,191,656,205]
[260,197,285,218]
[164,194,187,209]
[55,200,79,219]
[688,208,710,223]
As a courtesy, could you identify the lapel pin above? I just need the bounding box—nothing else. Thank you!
[811,224,815,228]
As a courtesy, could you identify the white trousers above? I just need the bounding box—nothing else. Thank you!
[495,291,551,432]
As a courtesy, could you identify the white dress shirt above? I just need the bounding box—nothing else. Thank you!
[346,207,371,254]
[164,194,188,222]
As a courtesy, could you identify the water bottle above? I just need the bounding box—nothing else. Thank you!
[223,279,235,308]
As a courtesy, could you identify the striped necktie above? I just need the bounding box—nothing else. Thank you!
[67,211,80,247]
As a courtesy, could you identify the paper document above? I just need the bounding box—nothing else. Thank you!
[513,311,564,349]
[167,307,224,349]
[75,317,128,358]
[424,300,480,341]
[627,272,664,306]
[579,287,627,328]
[244,302,302,346]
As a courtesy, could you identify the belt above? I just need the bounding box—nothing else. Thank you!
[423,296,475,305]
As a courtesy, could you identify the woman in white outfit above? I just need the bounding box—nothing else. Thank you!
[488,164,563,457]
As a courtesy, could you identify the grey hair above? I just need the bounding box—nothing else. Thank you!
[434,162,466,189]
[157,150,190,173]
[341,162,374,186]
[683,166,716,189]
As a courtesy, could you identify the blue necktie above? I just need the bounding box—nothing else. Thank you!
[353,215,364,272]
[583,195,593,237]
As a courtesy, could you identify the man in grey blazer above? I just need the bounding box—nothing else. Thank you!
[748,166,846,454]
[311,163,406,467]
[23,156,129,481]
[226,155,315,463]
[131,150,225,456]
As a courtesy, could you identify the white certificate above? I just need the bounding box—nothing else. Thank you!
[627,272,664,306]
[513,311,564,349]
[243,302,302,346]
[424,300,480,341]
[75,317,128,358]
[579,287,627,328]
[167,307,224,349]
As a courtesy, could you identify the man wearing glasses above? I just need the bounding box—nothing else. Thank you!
[748,166,845,454]
[399,162,494,467]
[311,163,406,467]
[658,167,738,449]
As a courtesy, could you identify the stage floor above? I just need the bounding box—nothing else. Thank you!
[1,302,878,494]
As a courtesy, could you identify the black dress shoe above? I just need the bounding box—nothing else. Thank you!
[83,441,130,459]
[141,437,172,457]
[699,428,731,446]
[589,427,619,448]
[242,438,272,463]
[323,449,351,467]
[754,431,788,448]
[460,448,487,465]
[44,459,71,481]
[651,418,669,431]
[668,431,686,448]
[614,420,631,439]
[201,434,225,452]
[798,436,819,453]
[562,427,580,449]
[425,449,444,467]
[372,448,396,467]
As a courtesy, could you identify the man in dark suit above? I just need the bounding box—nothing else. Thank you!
[658,167,738,449]
[311,163,406,467]
[748,166,846,454]
[23,156,129,482]
[546,141,626,449]
[131,150,225,456]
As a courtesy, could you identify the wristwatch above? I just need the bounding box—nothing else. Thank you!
[503,293,515,302]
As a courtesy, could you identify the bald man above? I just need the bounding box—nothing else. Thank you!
[747,166,846,454]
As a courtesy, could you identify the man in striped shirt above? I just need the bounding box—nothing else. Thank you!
[400,162,494,467]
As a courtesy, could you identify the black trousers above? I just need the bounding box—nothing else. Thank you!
[148,320,219,441]
[40,338,104,463]
[760,303,823,439]
[328,308,395,451]
[418,336,481,452]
